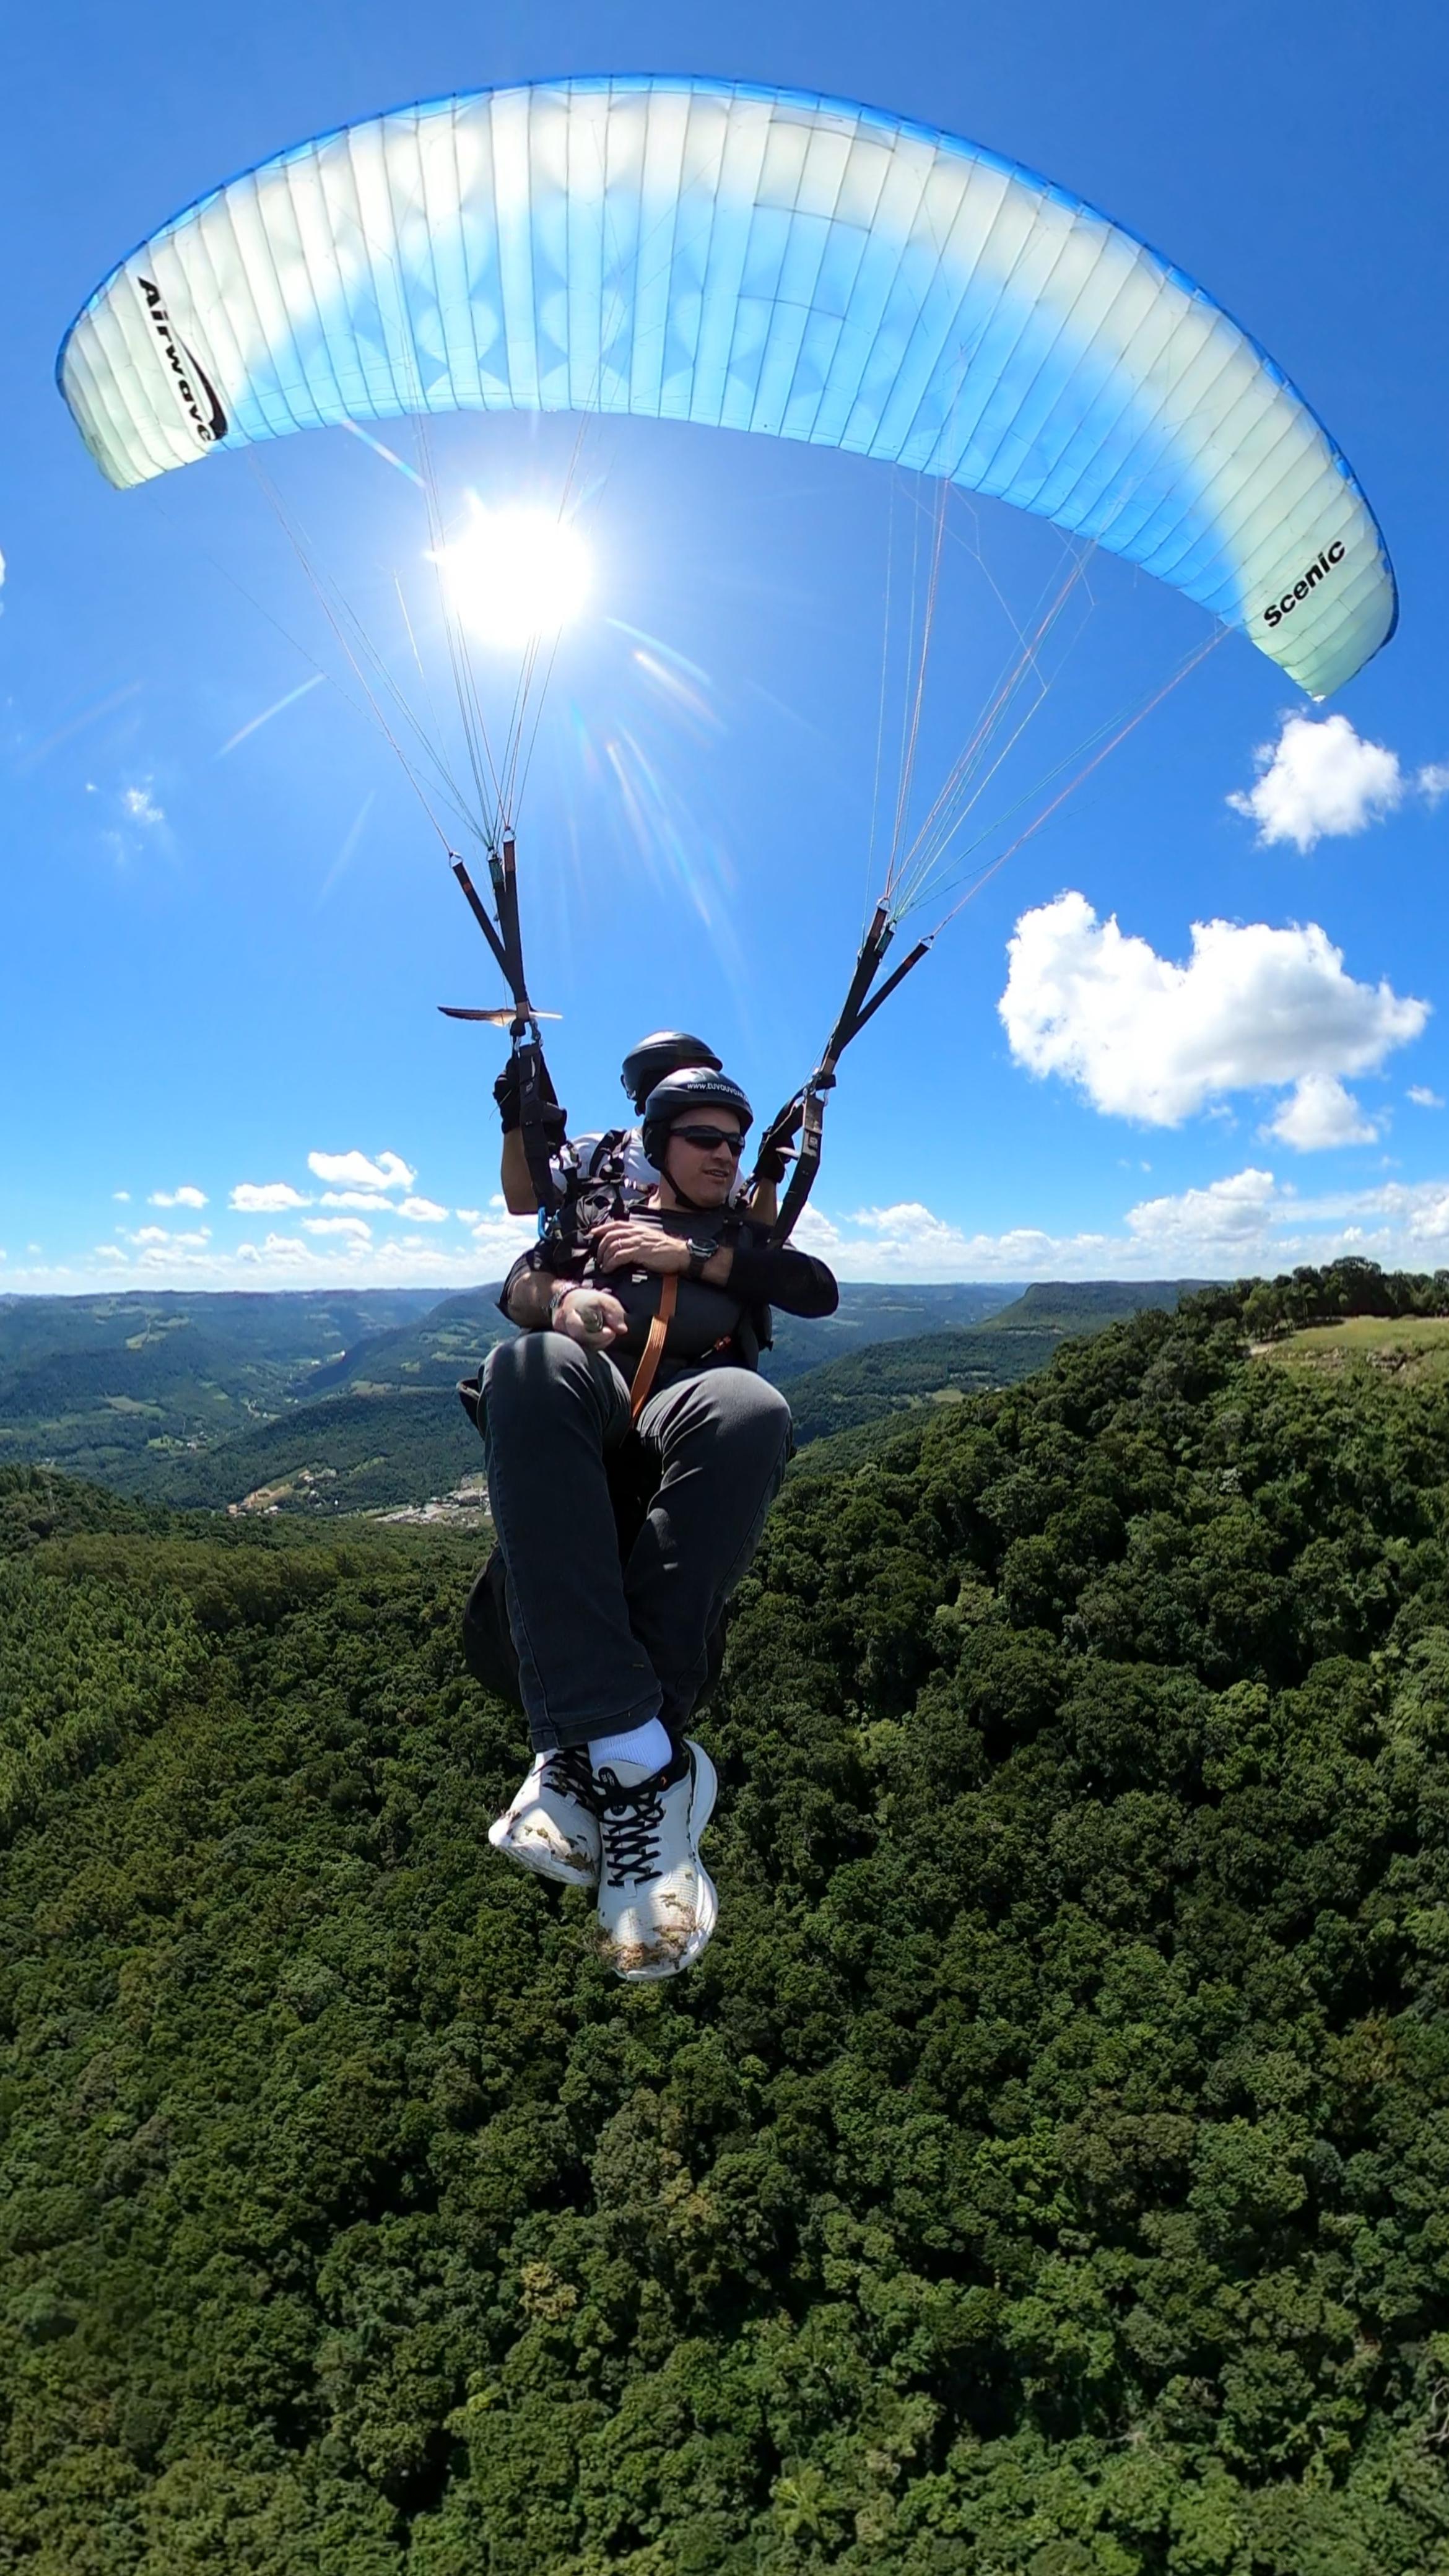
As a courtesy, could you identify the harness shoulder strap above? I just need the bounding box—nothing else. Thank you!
[588,1127,629,1179]
[630,1273,679,1422]
[515,1035,563,1217]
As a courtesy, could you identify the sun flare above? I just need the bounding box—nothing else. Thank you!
[433,503,592,649]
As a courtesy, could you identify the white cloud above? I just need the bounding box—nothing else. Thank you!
[1125,1170,1449,1273]
[308,1149,415,1192]
[303,1216,372,1240]
[399,1195,449,1223]
[792,1200,1110,1282]
[1264,1074,1378,1152]
[773,1167,1449,1284]
[149,1184,207,1209]
[230,1181,308,1213]
[27,1158,1449,1297]
[1357,1180,1449,1245]
[455,1207,483,1225]
[469,1211,542,1266]
[799,1170,1300,1281]
[318,1191,392,1212]
[124,1225,212,1258]
[1126,1167,1279,1255]
[239,1233,312,1267]
[1228,714,1403,851]
[1001,892,1427,1126]
[1417,765,1449,807]
[122,781,165,829]
[112,1190,130,1203]
[1409,1086,1445,1110]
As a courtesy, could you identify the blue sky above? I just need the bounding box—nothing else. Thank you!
[2,0,1446,1290]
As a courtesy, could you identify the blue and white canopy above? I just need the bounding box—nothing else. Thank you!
[59,74,1395,698]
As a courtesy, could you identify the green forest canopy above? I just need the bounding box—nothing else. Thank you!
[4,1261,1449,2570]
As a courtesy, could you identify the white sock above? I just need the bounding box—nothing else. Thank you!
[588,1716,672,1778]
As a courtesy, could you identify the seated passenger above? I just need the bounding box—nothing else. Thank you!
[479,1066,837,1982]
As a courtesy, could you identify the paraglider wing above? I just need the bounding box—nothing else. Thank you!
[58,76,1395,698]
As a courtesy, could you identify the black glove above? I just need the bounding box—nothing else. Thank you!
[494,1061,523,1134]
[495,1060,568,1147]
[752,1102,803,1186]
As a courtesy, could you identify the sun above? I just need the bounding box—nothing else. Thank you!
[433,503,592,649]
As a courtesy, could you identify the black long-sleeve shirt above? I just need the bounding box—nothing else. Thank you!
[499,1204,837,1377]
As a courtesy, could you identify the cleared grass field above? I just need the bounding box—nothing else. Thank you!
[1260,1314,1449,1378]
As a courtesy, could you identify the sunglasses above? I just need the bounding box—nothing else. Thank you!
[672,1125,745,1157]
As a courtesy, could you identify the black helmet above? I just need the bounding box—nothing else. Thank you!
[641,1068,754,1173]
[620,1030,722,1113]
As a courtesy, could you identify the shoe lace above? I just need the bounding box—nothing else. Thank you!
[547,1746,599,1814]
[595,1767,667,1887]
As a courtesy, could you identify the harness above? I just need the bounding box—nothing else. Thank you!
[521,1126,639,1282]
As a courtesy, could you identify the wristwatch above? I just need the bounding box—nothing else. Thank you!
[685,1238,715,1281]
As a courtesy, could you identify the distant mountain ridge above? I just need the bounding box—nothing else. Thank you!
[0,1281,1023,1497]
[0,1288,443,1486]
[785,1279,1202,1448]
[0,1277,1203,1516]
[300,1280,1025,1397]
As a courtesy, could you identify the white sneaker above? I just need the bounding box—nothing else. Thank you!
[487,1746,601,1889]
[594,1738,718,1982]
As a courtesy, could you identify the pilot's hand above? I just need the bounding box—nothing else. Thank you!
[591,1220,690,1277]
[551,1286,629,1349]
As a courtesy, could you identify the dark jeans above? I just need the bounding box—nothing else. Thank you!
[482,1333,793,1753]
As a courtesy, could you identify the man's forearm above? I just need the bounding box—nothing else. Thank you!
[727,1242,838,1316]
[500,1131,539,1216]
[505,1268,555,1329]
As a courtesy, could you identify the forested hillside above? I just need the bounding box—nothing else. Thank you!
[136,1388,487,1516]
[4,1266,1449,2569]
[0,1289,443,1486]
[759,1283,1022,1382]
[785,1280,1194,1447]
[129,1283,1196,1514]
[304,1282,1023,1397]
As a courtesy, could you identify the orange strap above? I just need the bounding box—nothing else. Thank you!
[630,1270,679,1422]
